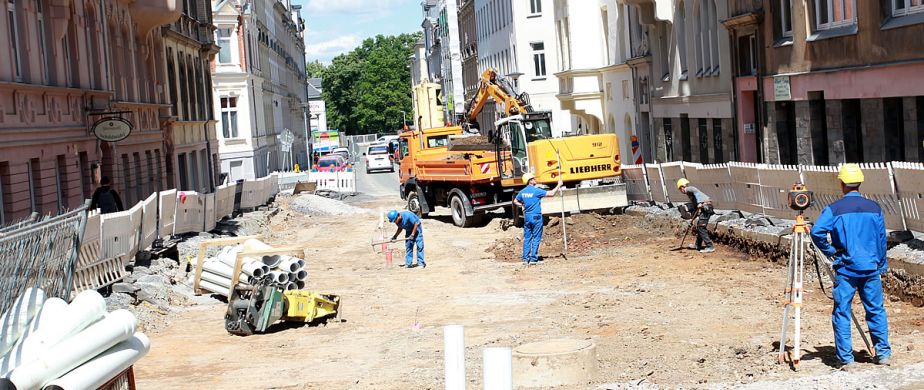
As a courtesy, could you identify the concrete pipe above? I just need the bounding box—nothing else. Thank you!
[43,332,150,390]
[0,288,46,356]
[9,310,136,390]
[198,280,230,296]
[268,271,288,284]
[284,282,297,291]
[242,238,273,252]
[295,270,308,281]
[295,280,306,289]
[261,255,282,268]
[0,298,67,377]
[512,339,597,388]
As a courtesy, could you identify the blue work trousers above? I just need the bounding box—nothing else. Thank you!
[522,214,544,263]
[405,233,425,267]
[832,272,891,364]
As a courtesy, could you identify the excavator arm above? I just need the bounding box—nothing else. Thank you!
[464,68,532,128]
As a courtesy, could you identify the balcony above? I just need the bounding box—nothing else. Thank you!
[131,0,182,38]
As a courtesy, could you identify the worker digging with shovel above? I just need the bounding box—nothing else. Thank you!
[677,178,715,253]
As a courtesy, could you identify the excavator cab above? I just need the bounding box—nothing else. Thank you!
[496,112,554,180]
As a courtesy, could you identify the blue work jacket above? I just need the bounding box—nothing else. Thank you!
[810,192,888,277]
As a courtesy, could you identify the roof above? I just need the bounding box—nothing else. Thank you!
[307,78,322,99]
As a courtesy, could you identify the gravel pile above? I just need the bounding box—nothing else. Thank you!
[287,194,368,216]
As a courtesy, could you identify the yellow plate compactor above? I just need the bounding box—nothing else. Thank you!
[224,280,340,336]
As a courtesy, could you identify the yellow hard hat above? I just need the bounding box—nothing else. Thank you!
[522,173,536,183]
[838,164,864,184]
[677,178,690,189]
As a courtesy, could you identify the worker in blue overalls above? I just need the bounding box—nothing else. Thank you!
[389,210,425,269]
[810,164,892,370]
[513,173,563,265]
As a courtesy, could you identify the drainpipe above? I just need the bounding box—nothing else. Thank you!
[728,28,740,162]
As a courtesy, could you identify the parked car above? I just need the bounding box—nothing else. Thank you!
[313,155,349,172]
[376,135,399,145]
[364,144,394,174]
[330,147,351,162]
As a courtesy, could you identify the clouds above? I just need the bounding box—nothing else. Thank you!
[306,35,361,61]
[304,0,405,15]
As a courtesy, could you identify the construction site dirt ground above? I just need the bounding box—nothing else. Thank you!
[136,197,924,389]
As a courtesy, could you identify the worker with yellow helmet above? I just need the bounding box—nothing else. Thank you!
[676,178,715,253]
[810,164,892,370]
[513,172,563,265]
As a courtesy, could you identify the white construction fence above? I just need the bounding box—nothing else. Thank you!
[622,161,924,232]
[72,169,362,294]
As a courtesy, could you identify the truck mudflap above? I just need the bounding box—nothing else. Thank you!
[542,183,628,214]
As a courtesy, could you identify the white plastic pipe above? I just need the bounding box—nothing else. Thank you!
[14,291,106,364]
[0,298,67,377]
[9,309,136,390]
[278,256,301,273]
[199,271,237,288]
[295,269,308,281]
[242,238,273,252]
[261,255,282,268]
[296,259,305,269]
[43,332,150,390]
[482,347,512,390]
[268,271,289,284]
[295,280,306,289]
[240,257,269,278]
[444,325,465,390]
[284,282,297,291]
[198,280,230,296]
[201,260,236,279]
[0,288,46,356]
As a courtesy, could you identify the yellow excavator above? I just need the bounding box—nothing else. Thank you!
[397,68,627,227]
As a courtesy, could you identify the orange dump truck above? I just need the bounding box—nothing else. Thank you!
[397,113,628,227]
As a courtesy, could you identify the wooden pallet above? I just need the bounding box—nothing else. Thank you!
[192,235,305,296]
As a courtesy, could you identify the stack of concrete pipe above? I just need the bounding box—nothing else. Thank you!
[0,289,150,390]
[195,239,309,296]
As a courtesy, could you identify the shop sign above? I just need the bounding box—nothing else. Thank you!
[92,117,133,142]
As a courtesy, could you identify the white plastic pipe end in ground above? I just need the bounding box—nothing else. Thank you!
[9,309,136,390]
[43,332,150,390]
[482,347,512,390]
[0,288,46,356]
[443,325,465,390]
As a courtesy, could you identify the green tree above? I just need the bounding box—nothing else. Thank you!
[306,60,326,78]
[320,32,420,135]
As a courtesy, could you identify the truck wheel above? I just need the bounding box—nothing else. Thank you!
[450,195,480,228]
[407,192,427,217]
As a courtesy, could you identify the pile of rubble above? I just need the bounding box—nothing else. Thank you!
[285,193,367,216]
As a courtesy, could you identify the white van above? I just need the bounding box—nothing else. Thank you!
[364,144,393,173]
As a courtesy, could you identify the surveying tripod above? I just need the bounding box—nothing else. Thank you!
[777,211,875,369]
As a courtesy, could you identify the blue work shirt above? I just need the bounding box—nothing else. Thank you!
[516,185,548,216]
[396,211,423,235]
[810,192,888,277]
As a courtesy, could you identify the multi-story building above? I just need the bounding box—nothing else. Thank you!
[0,0,182,223]
[459,0,478,108]
[437,0,466,123]
[163,0,220,194]
[409,39,445,131]
[212,0,309,182]
[625,0,735,164]
[738,0,924,165]
[552,1,634,157]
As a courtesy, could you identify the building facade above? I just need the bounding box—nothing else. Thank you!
[0,0,182,223]
[754,0,924,165]
[459,0,478,108]
[437,0,466,123]
[163,0,220,194]
[409,38,446,131]
[211,0,309,182]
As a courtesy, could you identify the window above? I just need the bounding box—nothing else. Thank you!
[814,0,856,30]
[531,42,546,77]
[779,0,793,37]
[217,28,232,63]
[37,0,50,83]
[7,0,21,79]
[893,0,924,16]
[713,120,724,163]
[427,135,450,148]
[530,0,541,14]
[663,120,674,161]
[220,96,238,138]
[675,1,689,79]
[56,155,67,212]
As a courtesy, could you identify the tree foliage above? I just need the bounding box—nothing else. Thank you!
[306,60,326,78]
[318,33,420,135]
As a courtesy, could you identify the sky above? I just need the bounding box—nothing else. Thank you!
[296,0,423,64]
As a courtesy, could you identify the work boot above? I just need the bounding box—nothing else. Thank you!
[839,362,858,372]
[875,355,892,366]
[686,244,698,250]
[699,247,715,254]
[419,263,426,269]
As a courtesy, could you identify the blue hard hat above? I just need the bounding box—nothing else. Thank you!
[387,210,399,222]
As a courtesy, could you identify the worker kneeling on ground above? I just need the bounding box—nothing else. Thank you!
[388,210,426,269]
[677,178,715,253]
[810,164,892,370]
[513,173,563,264]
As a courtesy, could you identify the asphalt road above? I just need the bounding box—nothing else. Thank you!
[354,157,399,197]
